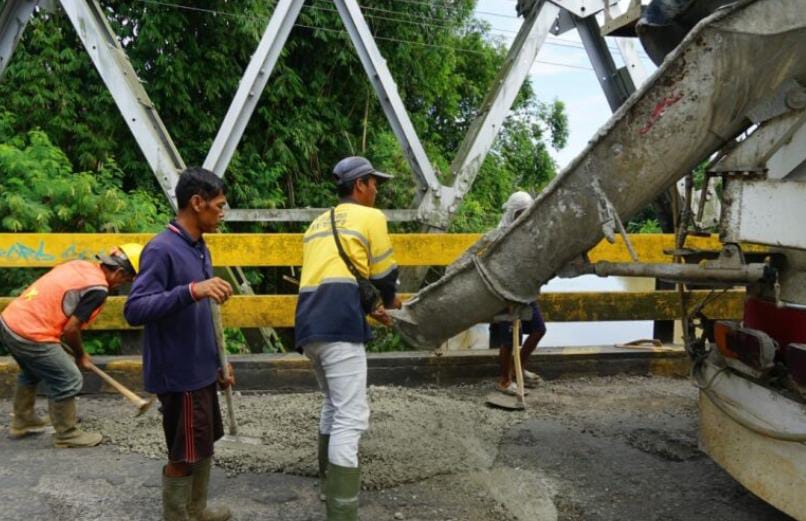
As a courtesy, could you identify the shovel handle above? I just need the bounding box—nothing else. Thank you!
[211,303,238,436]
[511,318,526,405]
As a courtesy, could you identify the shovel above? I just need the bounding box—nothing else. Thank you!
[211,303,262,446]
[485,317,527,411]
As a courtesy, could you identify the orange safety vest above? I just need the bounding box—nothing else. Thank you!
[1,260,108,343]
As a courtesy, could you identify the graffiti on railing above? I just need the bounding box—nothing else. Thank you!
[58,243,105,261]
[0,240,105,264]
[0,241,55,262]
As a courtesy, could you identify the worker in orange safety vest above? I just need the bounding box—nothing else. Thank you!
[0,244,142,447]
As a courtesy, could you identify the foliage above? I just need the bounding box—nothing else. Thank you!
[367,326,409,353]
[82,332,122,356]
[626,217,662,234]
[451,100,567,231]
[0,113,168,290]
[0,1,566,226]
[0,1,569,352]
[0,117,168,235]
[0,113,168,355]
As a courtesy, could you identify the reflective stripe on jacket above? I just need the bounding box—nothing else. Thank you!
[295,203,399,349]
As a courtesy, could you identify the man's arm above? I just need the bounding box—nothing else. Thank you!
[124,244,234,326]
[123,245,196,325]
[61,288,108,370]
[62,316,92,370]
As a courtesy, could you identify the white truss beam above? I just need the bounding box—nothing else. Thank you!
[446,1,560,218]
[224,208,418,222]
[0,0,37,78]
[59,0,185,210]
[203,0,305,177]
[333,0,440,200]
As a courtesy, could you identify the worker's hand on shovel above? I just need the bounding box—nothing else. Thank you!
[370,305,393,326]
[218,363,235,389]
[77,354,94,372]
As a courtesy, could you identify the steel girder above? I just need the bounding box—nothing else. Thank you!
[0,0,37,79]
[0,0,648,228]
[203,0,305,178]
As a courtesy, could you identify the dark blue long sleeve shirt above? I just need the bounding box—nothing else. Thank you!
[124,222,219,394]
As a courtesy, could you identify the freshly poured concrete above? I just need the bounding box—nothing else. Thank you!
[0,377,793,520]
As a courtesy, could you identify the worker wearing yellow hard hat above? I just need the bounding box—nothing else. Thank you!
[0,243,143,448]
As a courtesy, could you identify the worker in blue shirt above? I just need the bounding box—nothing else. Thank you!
[125,167,234,521]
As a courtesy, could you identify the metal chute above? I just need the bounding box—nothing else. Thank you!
[392,0,806,349]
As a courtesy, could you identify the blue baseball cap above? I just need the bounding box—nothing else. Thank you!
[332,156,393,185]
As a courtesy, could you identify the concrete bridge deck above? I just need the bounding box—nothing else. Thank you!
[0,376,792,521]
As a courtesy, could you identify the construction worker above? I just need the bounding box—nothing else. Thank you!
[124,167,234,521]
[295,156,400,521]
[490,192,546,395]
[1,244,142,447]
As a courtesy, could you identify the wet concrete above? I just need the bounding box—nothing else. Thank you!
[0,376,795,520]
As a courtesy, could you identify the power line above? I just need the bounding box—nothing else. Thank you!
[134,0,598,71]
[372,0,520,20]
[312,1,651,60]
[306,2,651,62]
[133,0,649,62]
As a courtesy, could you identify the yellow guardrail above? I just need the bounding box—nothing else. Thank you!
[0,233,753,328]
[0,291,744,329]
[0,232,768,268]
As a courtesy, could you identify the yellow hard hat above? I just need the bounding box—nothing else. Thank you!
[118,243,144,274]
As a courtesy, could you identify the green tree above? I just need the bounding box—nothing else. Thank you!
[0,1,569,352]
[0,112,168,354]
[1,1,565,224]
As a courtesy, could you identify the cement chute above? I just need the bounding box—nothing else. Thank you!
[392,0,806,349]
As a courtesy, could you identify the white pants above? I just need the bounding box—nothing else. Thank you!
[304,341,369,468]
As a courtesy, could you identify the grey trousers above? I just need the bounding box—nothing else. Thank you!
[0,319,82,401]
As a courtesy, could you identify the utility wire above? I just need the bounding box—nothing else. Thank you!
[134,0,601,70]
[306,1,652,62]
[308,0,651,60]
[369,0,521,20]
[134,0,647,60]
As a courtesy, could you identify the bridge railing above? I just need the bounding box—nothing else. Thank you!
[0,233,751,329]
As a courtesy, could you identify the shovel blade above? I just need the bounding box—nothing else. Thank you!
[485,392,525,411]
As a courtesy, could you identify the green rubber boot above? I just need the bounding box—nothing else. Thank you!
[318,433,330,501]
[163,470,193,521]
[9,383,49,438]
[49,398,102,448]
[187,458,231,521]
[326,462,360,521]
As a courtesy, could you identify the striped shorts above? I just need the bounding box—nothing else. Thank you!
[157,382,223,463]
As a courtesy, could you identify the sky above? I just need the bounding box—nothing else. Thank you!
[472,0,660,346]
[473,0,657,169]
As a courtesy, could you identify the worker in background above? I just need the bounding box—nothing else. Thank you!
[295,156,401,521]
[490,191,547,395]
[1,244,142,447]
[124,167,234,521]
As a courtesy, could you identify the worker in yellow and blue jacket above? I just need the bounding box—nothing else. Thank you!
[295,156,400,521]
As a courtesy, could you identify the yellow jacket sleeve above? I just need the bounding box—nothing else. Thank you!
[365,210,398,305]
